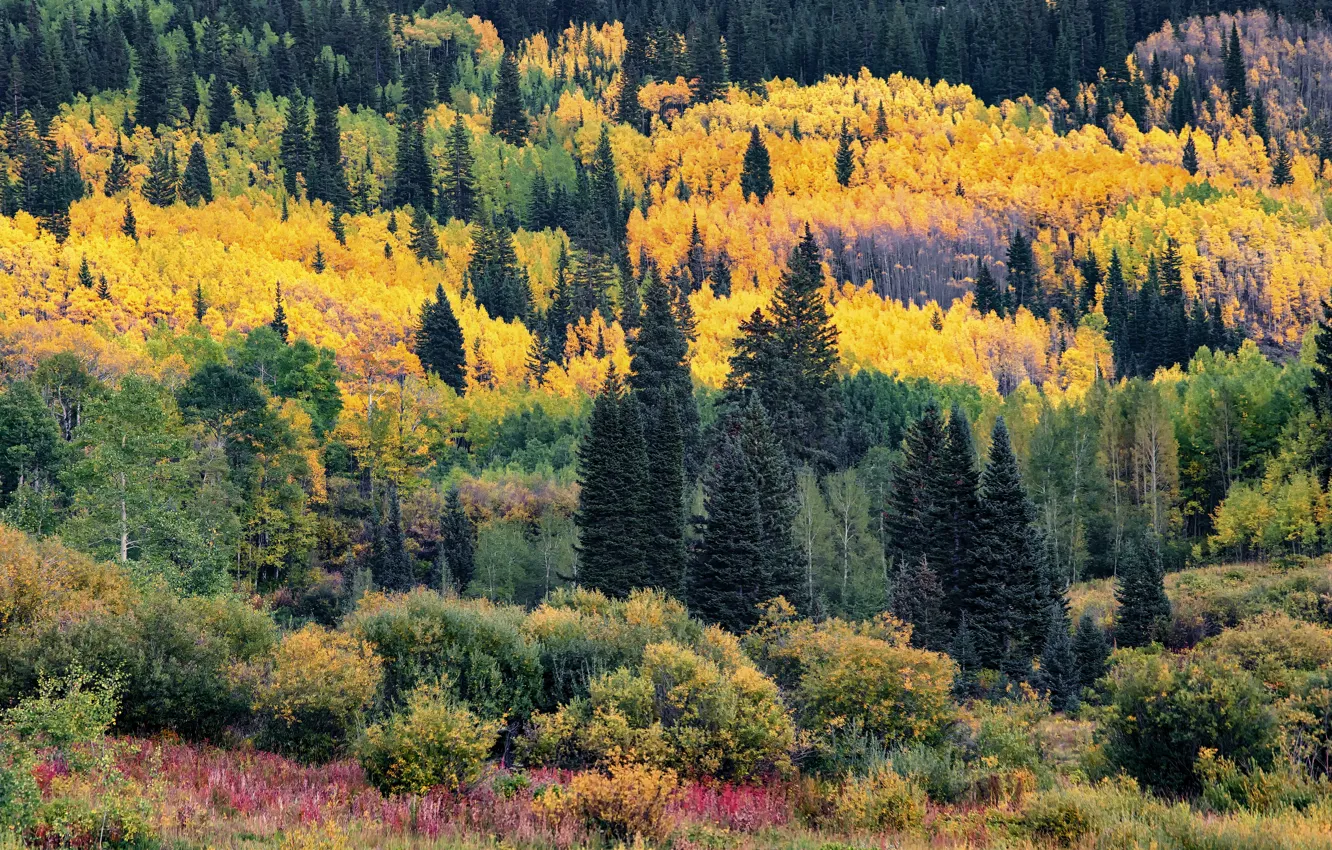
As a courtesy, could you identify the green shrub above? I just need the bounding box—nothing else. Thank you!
[0,743,37,832]
[350,590,542,720]
[887,743,970,804]
[1018,789,1098,846]
[1196,748,1317,814]
[1199,613,1332,697]
[30,791,156,850]
[358,682,500,795]
[1095,649,1280,795]
[831,766,925,833]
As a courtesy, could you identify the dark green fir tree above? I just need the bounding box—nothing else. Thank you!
[1114,534,1171,648]
[142,143,178,207]
[740,126,773,203]
[270,283,289,343]
[414,283,466,393]
[834,119,854,186]
[1181,133,1198,176]
[889,556,948,651]
[1073,611,1110,690]
[1035,605,1079,712]
[491,51,528,146]
[435,488,475,592]
[104,137,130,196]
[408,204,441,262]
[440,114,476,222]
[77,255,94,289]
[974,262,1002,316]
[180,140,213,205]
[120,197,137,240]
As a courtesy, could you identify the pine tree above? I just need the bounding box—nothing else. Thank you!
[686,215,706,290]
[886,402,947,568]
[440,114,475,222]
[281,193,289,222]
[1035,605,1079,712]
[710,250,733,297]
[408,204,441,262]
[142,143,178,207]
[951,613,982,699]
[77,255,94,289]
[738,398,802,610]
[309,61,349,209]
[96,274,110,300]
[120,197,137,240]
[1181,133,1199,176]
[690,431,762,631]
[104,137,130,196]
[180,140,212,205]
[631,267,697,454]
[740,126,773,203]
[1073,611,1110,690]
[270,283,289,342]
[414,283,466,393]
[194,282,208,322]
[311,243,326,273]
[889,556,948,651]
[617,27,645,131]
[575,369,648,597]
[134,32,170,131]
[1006,230,1036,310]
[1252,93,1270,143]
[874,100,888,138]
[436,488,475,592]
[330,208,346,245]
[1272,141,1293,187]
[371,483,414,591]
[834,118,854,186]
[1105,250,1132,374]
[392,105,431,210]
[929,405,983,637]
[207,68,235,133]
[641,389,687,596]
[1114,534,1171,648]
[279,91,312,197]
[1078,251,1103,316]
[1224,23,1249,114]
[491,51,528,146]
[974,262,1002,316]
[469,220,530,321]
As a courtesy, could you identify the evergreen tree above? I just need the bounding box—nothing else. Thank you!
[439,114,475,222]
[631,267,697,456]
[134,32,170,130]
[1006,230,1036,310]
[617,26,646,131]
[392,105,431,210]
[408,203,441,262]
[874,100,888,138]
[710,250,733,297]
[309,61,349,209]
[207,68,235,133]
[738,398,801,609]
[739,126,772,203]
[436,488,475,592]
[414,283,466,393]
[270,283,289,342]
[311,243,326,273]
[575,369,648,597]
[886,402,947,568]
[180,140,212,205]
[834,118,854,186]
[974,262,1002,316]
[1252,93,1270,143]
[329,208,346,245]
[687,17,727,102]
[279,91,312,197]
[1272,140,1293,187]
[469,220,530,321]
[951,613,982,698]
[641,389,687,595]
[1224,23,1249,114]
[120,197,137,240]
[1035,604,1079,712]
[491,51,528,146]
[77,255,94,289]
[1078,251,1103,315]
[690,431,762,632]
[194,281,207,322]
[1114,534,1171,648]
[889,556,948,651]
[142,143,178,207]
[930,406,983,638]
[1181,133,1198,176]
[1073,611,1110,690]
[96,274,110,300]
[104,137,129,196]
[1105,250,1132,374]
[371,483,413,591]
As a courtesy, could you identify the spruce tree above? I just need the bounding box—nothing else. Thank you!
[1224,23,1249,114]
[686,17,727,103]
[309,61,349,209]
[834,118,854,186]
[408,203,441,262]
[436,488,475,592]
[886,402,947,567]
[1078,251,1103,316]
[414,283,466,393]
[180,140,212,205]
[270,283,289,343]
[874,100,888,138]
[311,243,326,273]
[1114,534,1171,648]
[1073,611,1110,690]
[279,91,312,197]
[120,197,137,240]
[575,369,648,598]
[329,208,346,245]
[491,51,528,146]
[1006,230,1036,310]
[142,143,178,207]
[630,267,698,459]
[194,281,207,322]
[77,255,94,289]
[1181,133,1198,176]
[690,432,763,632]
[134,33,170,131]
[710,250,733,297]
[931,405,982,638]
[740,126,773,203]
[951,613,982,699]
[1272,141,1293,187]
[104,137,130,196]
[372,483,414,592]
[1035,605,1079,712]
[207,69,235,133]
[738,399,802,610]
[469,220,530,321]
[392,105,431,211]
[889,556,948,651]
[974,262,1002,316]
[96,274,110,300]
[440,114,475,222]
[641,389,687,595]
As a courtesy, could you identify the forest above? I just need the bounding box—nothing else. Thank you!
[4,0,1332,847]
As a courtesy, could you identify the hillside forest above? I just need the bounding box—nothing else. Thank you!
[6,0,1332,848]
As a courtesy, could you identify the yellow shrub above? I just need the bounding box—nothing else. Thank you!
[358,682,501,795]
[0,525,132,631]
[832,767,926,833]
[564,762,682,842]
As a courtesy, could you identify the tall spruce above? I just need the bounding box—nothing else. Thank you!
[120,197,137,240]
[439,114,475,222]
[371,482,413,591]
[408,203,441,262]
[1035,605,1079,712]
[392,105,432,211]
[690,431,763,632]
[491,51,528,146]
[630,267,699,462]
[309,61,349,209]
[134,32,170,131]
[104,137,129,196]
[834,118,854,186]
[414,283,466,393]
[889,556,948,651]
[142,142,178,207]
[1073,611,1110,689]
[1181,133,1198,175]
[180,140,212,205]
[1114,533,1171,648]
[436,488,475,592]
[270,283,289,342]
[1224,23,1249,113]
[740,126,772,202]
[640,389,687,595]
[930,405,982,640]
[886,402,947,567]
[279,91,312,197]
[469,220,530,321]
[738,399,802,610]
[974,262,1002,316]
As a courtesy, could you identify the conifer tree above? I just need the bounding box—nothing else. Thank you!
[641,389,687,595]
[120,197,137,240]
[951,613,981,698]
[1114,534,1171,648]
[930,405,982,636]
[1035,605,1079,712]
[740,126,772,203]
[1073,611,1110,690]
[104,137,130,196]
[491,51,528,146]
[710,250,733,297]
[180,140,212,205]
[469,220,529,321]
[440,114,475,222]
[77,255,94,289]
[1181,133,1198,176]
[194,282,208,322]
[738,399,802,609]
[1251,93,1270,144]
[834,118,854,186]
[436,488,475,592]
[886,402,947,567]
[408,204,441,262]
[617,27,645,131]
[311,243,326,273]
[279,91,312,197]
[371,483,414,592]
[392,105,431,211]
[1224,23,1249,114]
[96,274,110,300]
[134,33,170,131]
[889,556,948,651]
[270,283,289,342]
[469,339,495,390]
[874,100,888,138]
[414,283,466,393]
[687,17,727,103]
[309,61,349,209]
[575,369,648,598]
[1006,231,1036,310]
[630,267,697,453]
[281,194,289,222]
[974,262,1002,316]
[207,68,235,133]
[142,142,178,207]
[1272,141,1293,187]
[690,432,762,632]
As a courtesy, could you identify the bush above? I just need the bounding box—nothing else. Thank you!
[520,638,794,781]
[887,743,970,804]
[4,667,118,770]
[236,624,382,762]
[0,527,132,632]
[358,682,501,795]
[29,790,156,850]
[0,591,276,740]
[1018,789,1099,846]
[350,590,542,719]
[561,762,682,842]
[1196,747,1316,814]
[1095,649,1280,795]
[1200,613,1332,696]
[745,603,956,769]
[0,743,37,832]
[1283,670,1332,780]
[831,766,925,833]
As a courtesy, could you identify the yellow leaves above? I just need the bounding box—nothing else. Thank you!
[0,524,133,631]
[237,624,382,724]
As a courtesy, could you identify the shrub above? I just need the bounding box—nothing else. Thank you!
[1018,789,1098,846]
[29,790,155,850]
[350,590,542,719]
[1197,747,1316,814]
[562,762,682,842]
[1283,670,1332,780]
[1095,649,1280,794]
[236,624,382,762]
[745,602,955,768]
[521,639,794,781]
[0,591,276,739]
[0,743,37,832]
[0,527,132,632]
[831,766,925,833]
[358,682,501,794]
[887,743,970,804]
[4,667,118,770]
[1200,613,1332,696]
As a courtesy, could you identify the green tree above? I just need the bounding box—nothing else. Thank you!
[690,432,762,632]
[180,140,212,205]
[1271,141,1293,187]
[414,283,466,393]
[142,143,178,207]
[280,91,312,197]
[104,137,130,196]
[77,256,94,289]
[270,283,289,343]
[931,406,981,644]
[834,119,854,186]
[309,61,349,209]
[392,105,432,211]
[740,126,773,202]
[491,51,528,146]
[207,69,235,133]
[1035,605,1078,712]
[408,204,441,262]
[1224,23,1249,114]
[1114,534,1171,648]
[1182,133,1198,175]
[120,198,137,240]
[134,33,171,131]
[1073,611,1109,690]
[469,220,530,321]
[973,262,1002,316]
[439,114,475,222]
[889,556,947,651]
[435,489,475,592]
